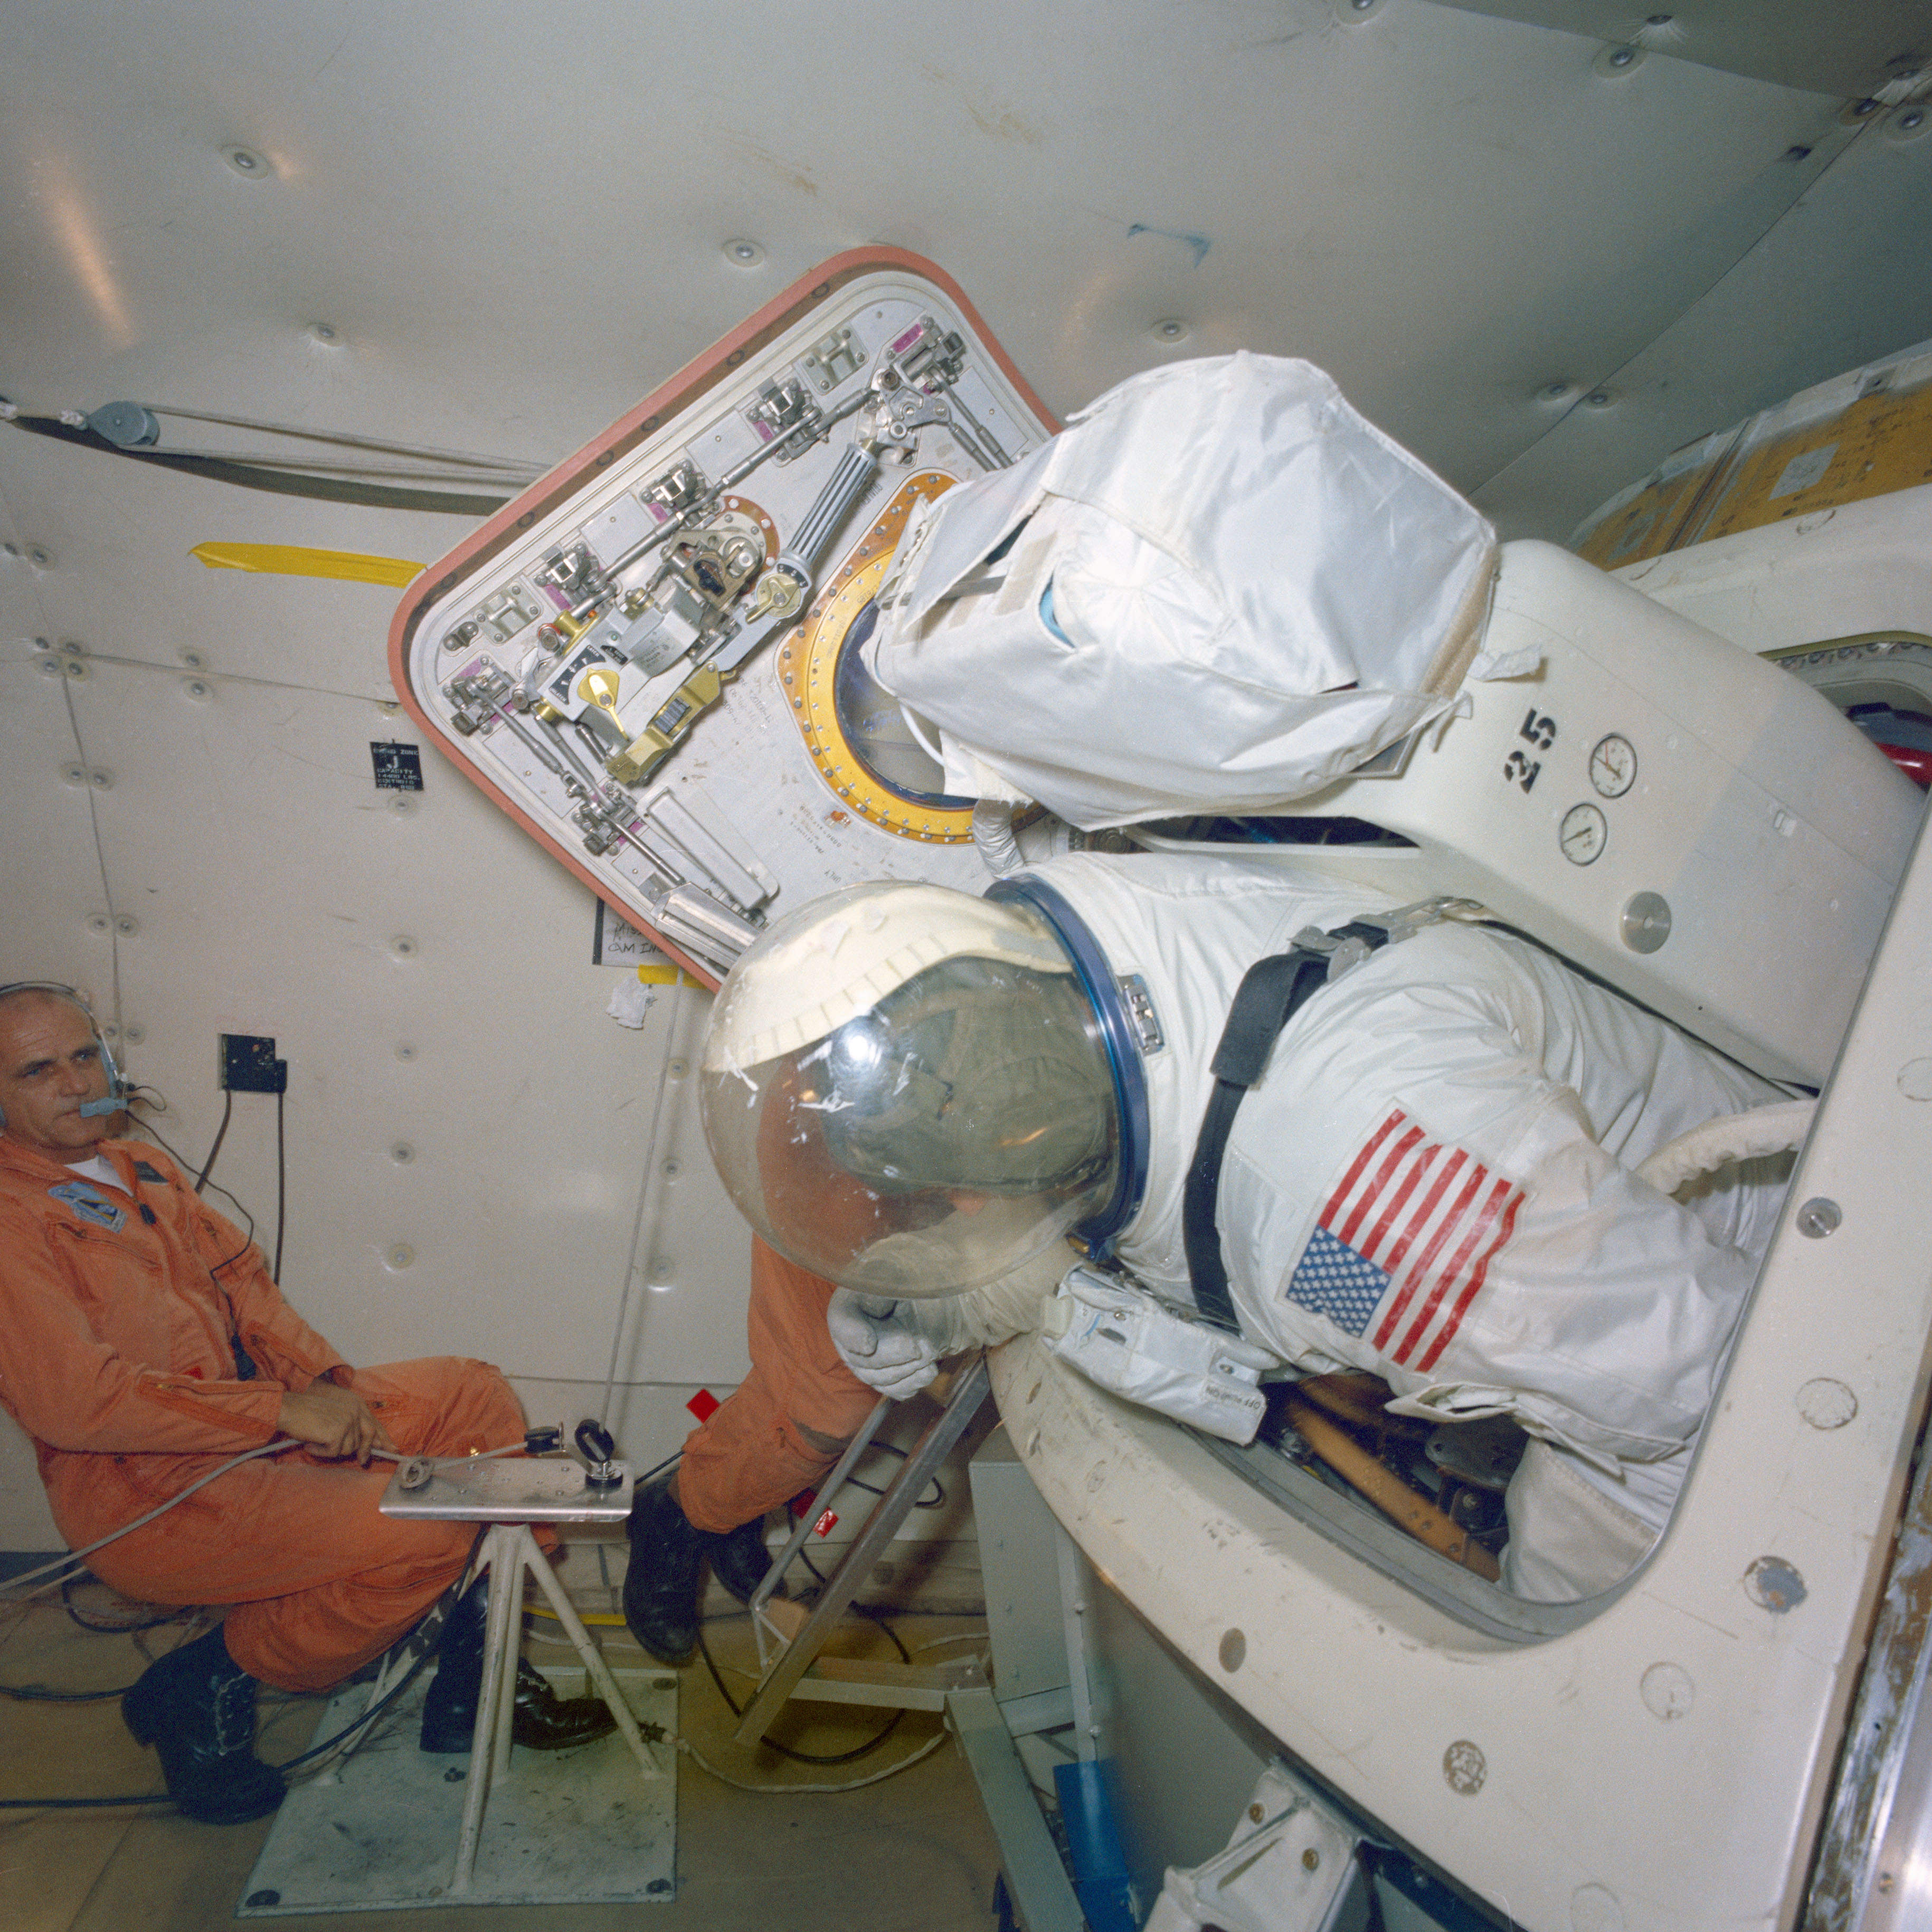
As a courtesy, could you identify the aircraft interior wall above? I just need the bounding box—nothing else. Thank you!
[4,0,1931,1555]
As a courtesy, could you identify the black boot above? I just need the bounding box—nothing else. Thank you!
[419,1578,620,1754]
[122,1623,286,1825]
[622,1472,705,1665]
[707,1514,779,1605]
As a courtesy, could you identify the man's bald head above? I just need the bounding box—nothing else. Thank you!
[0,988,119,1159]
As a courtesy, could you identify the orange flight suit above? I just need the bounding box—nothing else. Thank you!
[0,1135,523,1693]
[676,1240,880,1535]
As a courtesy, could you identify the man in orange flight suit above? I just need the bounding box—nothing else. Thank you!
[0,984,610,1825]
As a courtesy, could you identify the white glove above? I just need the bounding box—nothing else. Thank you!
[827,1292,951,1399]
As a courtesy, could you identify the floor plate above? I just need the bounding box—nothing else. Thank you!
[236,1666,677,1913]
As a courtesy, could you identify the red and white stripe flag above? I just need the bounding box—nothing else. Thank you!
[1287,1109,1523,1373]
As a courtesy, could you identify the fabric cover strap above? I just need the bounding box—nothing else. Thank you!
[1183,921,1395,1330]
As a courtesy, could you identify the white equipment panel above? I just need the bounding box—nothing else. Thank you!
[391,251,1057,984]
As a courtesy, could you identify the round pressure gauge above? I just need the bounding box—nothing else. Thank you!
[1559,802,1608,866]
[1589,733,1637,798]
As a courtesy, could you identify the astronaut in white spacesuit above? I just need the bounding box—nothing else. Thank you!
[698,853,1792,1602]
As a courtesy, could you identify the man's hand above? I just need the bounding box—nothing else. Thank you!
[277,1382,398,1464]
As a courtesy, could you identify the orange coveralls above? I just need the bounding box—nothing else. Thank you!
[0,1135,523,1693]
[676,1240,880,1536]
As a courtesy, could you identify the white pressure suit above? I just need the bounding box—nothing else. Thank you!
[700,850,1790,1603]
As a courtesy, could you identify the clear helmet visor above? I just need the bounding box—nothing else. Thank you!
[700,883,1119,1296]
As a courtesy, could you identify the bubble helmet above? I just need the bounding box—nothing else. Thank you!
[700,882,1120,1297]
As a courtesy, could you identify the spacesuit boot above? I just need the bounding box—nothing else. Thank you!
[121,1622,286,1825]
[622,1472,705,1664]
[418,1577,619,1753]
[706,1515,778,1605]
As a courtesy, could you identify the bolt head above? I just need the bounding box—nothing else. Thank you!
[221,144,270,177]
[724,238,766,268]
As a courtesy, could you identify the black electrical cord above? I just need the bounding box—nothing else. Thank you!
[272,1087,287,1283]
[192,1091,233,1196]
[132,1115,258,1274]
[695,1616,912,1767]
[59,1573,188,1637]
[3,411,512,517]
[836,1441,946,1510]
[0,1590,453,1808]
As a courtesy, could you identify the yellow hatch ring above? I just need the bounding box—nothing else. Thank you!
[776,471,974,844]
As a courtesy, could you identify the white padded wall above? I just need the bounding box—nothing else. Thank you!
[2,0,1928,1543]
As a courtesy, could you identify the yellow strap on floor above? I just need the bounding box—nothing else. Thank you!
[191,541,425,588]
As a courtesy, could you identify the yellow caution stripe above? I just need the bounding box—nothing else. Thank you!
[191,541,425,588]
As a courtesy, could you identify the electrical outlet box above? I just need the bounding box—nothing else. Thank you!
[219,1034,287,1094]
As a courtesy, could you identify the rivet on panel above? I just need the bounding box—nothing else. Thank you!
[1593,43,1644,77]
[1217,1628,1245,1672]
[385,1243,416,1271]
[2,542,17,557]
[724,239,766,268]
[1151,319,1190,345]
[60,763,86,785]
[1796,1196,1841,1238]
[123,1024,145,1045]
[63,659,88,680]
[86,913,109,934]
[1887,106,1930,143]
[391,1143,415,1165]
[1798,1378,1857,1429]
[667,1058,688,1079]
[308,323,344,346]
[1584,388,1617,409]
[650,1256,675,1281]
[113,915,138,936]
[1572,1884,1625,1932]
[37,660,62,679]
[1745,1555,1806,1613]
[1539,381,1575,402]
[183,678,211,702]
[661,1158,681,1178]
[181,647,209,670]
[390,936,420,961]
[89,769,113,790]
[222,145,271,178]
[376,699,400,716]
[395,1043,418,1062]
[1639,1662,1694,1720]
[390,794,415,815]
[1336,0,1382,19]
[26,544,53,567]
[32,637,51,651]
[1442,1740,1486,1795]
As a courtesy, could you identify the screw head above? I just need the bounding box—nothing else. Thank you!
[390,935,419,961]
[124,1024,145,1045]
[385,1243,415,1270]
[221,144,270,177]
[113,914,138,935]
[1540,381,1573,401]
[308,322,342,346]
[1585,388,1616,408]
[183,678,211,701]
[724,238,766,268]
[26,544,53,566]
[391,1142,415,1165]
[1797,1197,1842,1238]
[1608,45,1635,66]
[86,913,109,933]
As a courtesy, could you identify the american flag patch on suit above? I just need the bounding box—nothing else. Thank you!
[1286,1109,1524,1373]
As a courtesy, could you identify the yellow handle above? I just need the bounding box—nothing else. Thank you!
[191,542,425,589]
